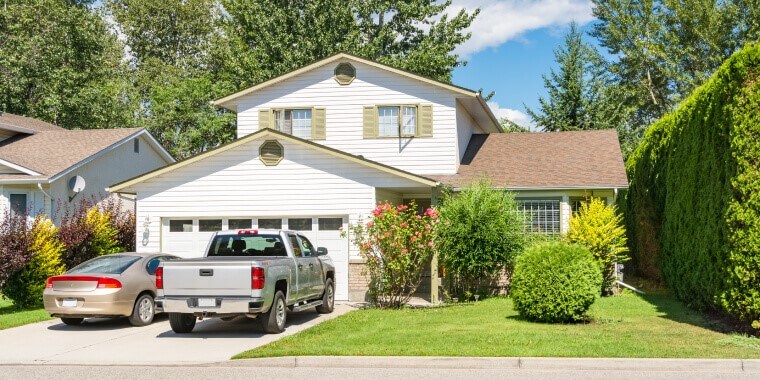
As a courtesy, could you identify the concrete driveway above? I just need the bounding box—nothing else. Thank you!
[0,304,352,365]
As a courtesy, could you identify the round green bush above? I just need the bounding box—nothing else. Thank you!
[511,241,603,323]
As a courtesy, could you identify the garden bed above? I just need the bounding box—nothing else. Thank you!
[235,292,760,359]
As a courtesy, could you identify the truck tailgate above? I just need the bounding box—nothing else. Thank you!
[163,260,253,297]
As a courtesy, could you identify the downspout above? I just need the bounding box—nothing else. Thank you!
[37,182,53,216]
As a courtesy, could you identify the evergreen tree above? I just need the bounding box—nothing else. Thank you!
[526,22,618,132]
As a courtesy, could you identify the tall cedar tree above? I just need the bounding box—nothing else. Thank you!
[0,0,135,130]
[526,23,619,132]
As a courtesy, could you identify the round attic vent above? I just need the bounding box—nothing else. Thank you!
[334,62,356,85]
[259,140,284,166]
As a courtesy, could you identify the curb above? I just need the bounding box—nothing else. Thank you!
[226,356,760,372]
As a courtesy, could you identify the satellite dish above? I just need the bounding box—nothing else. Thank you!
[68,175,86,193]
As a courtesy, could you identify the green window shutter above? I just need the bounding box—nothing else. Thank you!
[363,106,377,138]
[418,104,433,137]
[312,108,326,140]
[258,109,271,130]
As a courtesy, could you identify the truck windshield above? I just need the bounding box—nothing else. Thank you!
[207,234,287,257]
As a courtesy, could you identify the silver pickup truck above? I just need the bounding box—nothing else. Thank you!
[155,229,335,334]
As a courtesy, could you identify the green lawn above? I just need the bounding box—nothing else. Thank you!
[236,292,760,359]
[0,297,51,330]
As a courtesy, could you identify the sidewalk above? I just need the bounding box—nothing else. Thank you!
[228,355,760,373]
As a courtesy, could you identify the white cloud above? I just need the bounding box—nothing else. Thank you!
[449,0,595,56]
[488,101,538,130]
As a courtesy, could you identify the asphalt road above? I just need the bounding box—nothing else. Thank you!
[1,362,757,380]
[0,304,352,365]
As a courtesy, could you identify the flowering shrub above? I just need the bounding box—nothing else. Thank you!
[346,201,438,308]
[2,217,66,307]
[0,212,33,289]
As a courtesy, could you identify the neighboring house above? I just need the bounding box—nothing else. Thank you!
[0,112,174,223]
[109,53,628,302]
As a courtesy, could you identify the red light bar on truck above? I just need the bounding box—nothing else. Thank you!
[238,229,259,235]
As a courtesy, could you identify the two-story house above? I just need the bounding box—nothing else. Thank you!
[109,53,628,302]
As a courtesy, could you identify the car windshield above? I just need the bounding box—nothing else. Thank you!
[68,255,141,275]
[207,234,286,257]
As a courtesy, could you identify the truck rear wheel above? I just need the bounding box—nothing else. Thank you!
[169,313,196,333]
[316,279,334,314]
[260,291,287,334]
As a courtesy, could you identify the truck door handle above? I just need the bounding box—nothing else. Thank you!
[309,263,314,269]
[199,269,213,276]
[298,264,303,270]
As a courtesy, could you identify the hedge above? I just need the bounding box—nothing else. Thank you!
[625,44,760,324]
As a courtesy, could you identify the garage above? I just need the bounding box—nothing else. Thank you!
[161,216,350,301]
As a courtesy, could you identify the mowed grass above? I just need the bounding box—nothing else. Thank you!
[0,297,51,330]
[236,292,760,359]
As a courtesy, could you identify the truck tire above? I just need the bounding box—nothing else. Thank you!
[128,294,155,326]
[260,291,287,334]
[316,279,335,314]
[169,313,196,333]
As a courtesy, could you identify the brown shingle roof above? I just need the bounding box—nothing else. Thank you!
[0,128,142,177]
[0,112,65,133]
[431,130,629,189]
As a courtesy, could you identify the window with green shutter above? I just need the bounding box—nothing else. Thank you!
[259,107,325,140]
[363,104,433,138]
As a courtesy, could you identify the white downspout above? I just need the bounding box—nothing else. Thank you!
[37,182,53,216]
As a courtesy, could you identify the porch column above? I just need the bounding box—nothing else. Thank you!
[430,186,441,304]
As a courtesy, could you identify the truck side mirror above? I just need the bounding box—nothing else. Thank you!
[316,247,328,256]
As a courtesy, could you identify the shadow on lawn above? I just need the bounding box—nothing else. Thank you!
[638,291,755,336]
[0,302,41,315]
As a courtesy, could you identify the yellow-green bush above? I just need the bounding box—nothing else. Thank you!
[567,198,629,294]
[625,44,760,326]
[2,217,66,307]
[85,208,122,256]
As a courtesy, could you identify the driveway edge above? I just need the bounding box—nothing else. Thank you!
[227,356,760,372]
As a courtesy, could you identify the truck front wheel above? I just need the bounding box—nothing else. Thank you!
[260,291,287,334]
[169,313,196,333]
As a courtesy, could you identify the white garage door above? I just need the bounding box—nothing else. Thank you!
[161,216,349,301]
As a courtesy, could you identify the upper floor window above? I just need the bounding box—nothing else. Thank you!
[259,107,326,140]
[363,104,432,138]
[274,109,312,139]
[378,106,417,137]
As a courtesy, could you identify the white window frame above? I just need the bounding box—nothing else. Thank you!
[516,198,562,235]
[376,105,418,137]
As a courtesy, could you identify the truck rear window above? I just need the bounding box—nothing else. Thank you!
[207,234,287,257]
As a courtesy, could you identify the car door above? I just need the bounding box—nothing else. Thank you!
[297,234,324,299]
[288,233,313,301]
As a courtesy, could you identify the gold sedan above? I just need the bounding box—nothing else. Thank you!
[43,253,178,326]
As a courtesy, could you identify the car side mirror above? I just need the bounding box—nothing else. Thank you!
[316,247,328,256]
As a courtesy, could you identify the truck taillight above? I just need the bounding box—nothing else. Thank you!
[252,267,265,290]
[156,267,163,289]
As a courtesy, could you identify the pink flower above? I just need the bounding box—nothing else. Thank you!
[400,222,408,228]
[427,241,434,247]
[401,248,408,254]
[397,205,409,211]
[366,221,374,228]
[418,244,424,249]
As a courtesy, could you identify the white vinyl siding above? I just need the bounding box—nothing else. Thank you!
[131,136,427,258]
[236,61,462,175]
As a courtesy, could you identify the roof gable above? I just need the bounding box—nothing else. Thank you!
[109,128,438,192]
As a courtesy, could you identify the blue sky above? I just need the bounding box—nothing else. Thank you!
[447,0,596,127]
